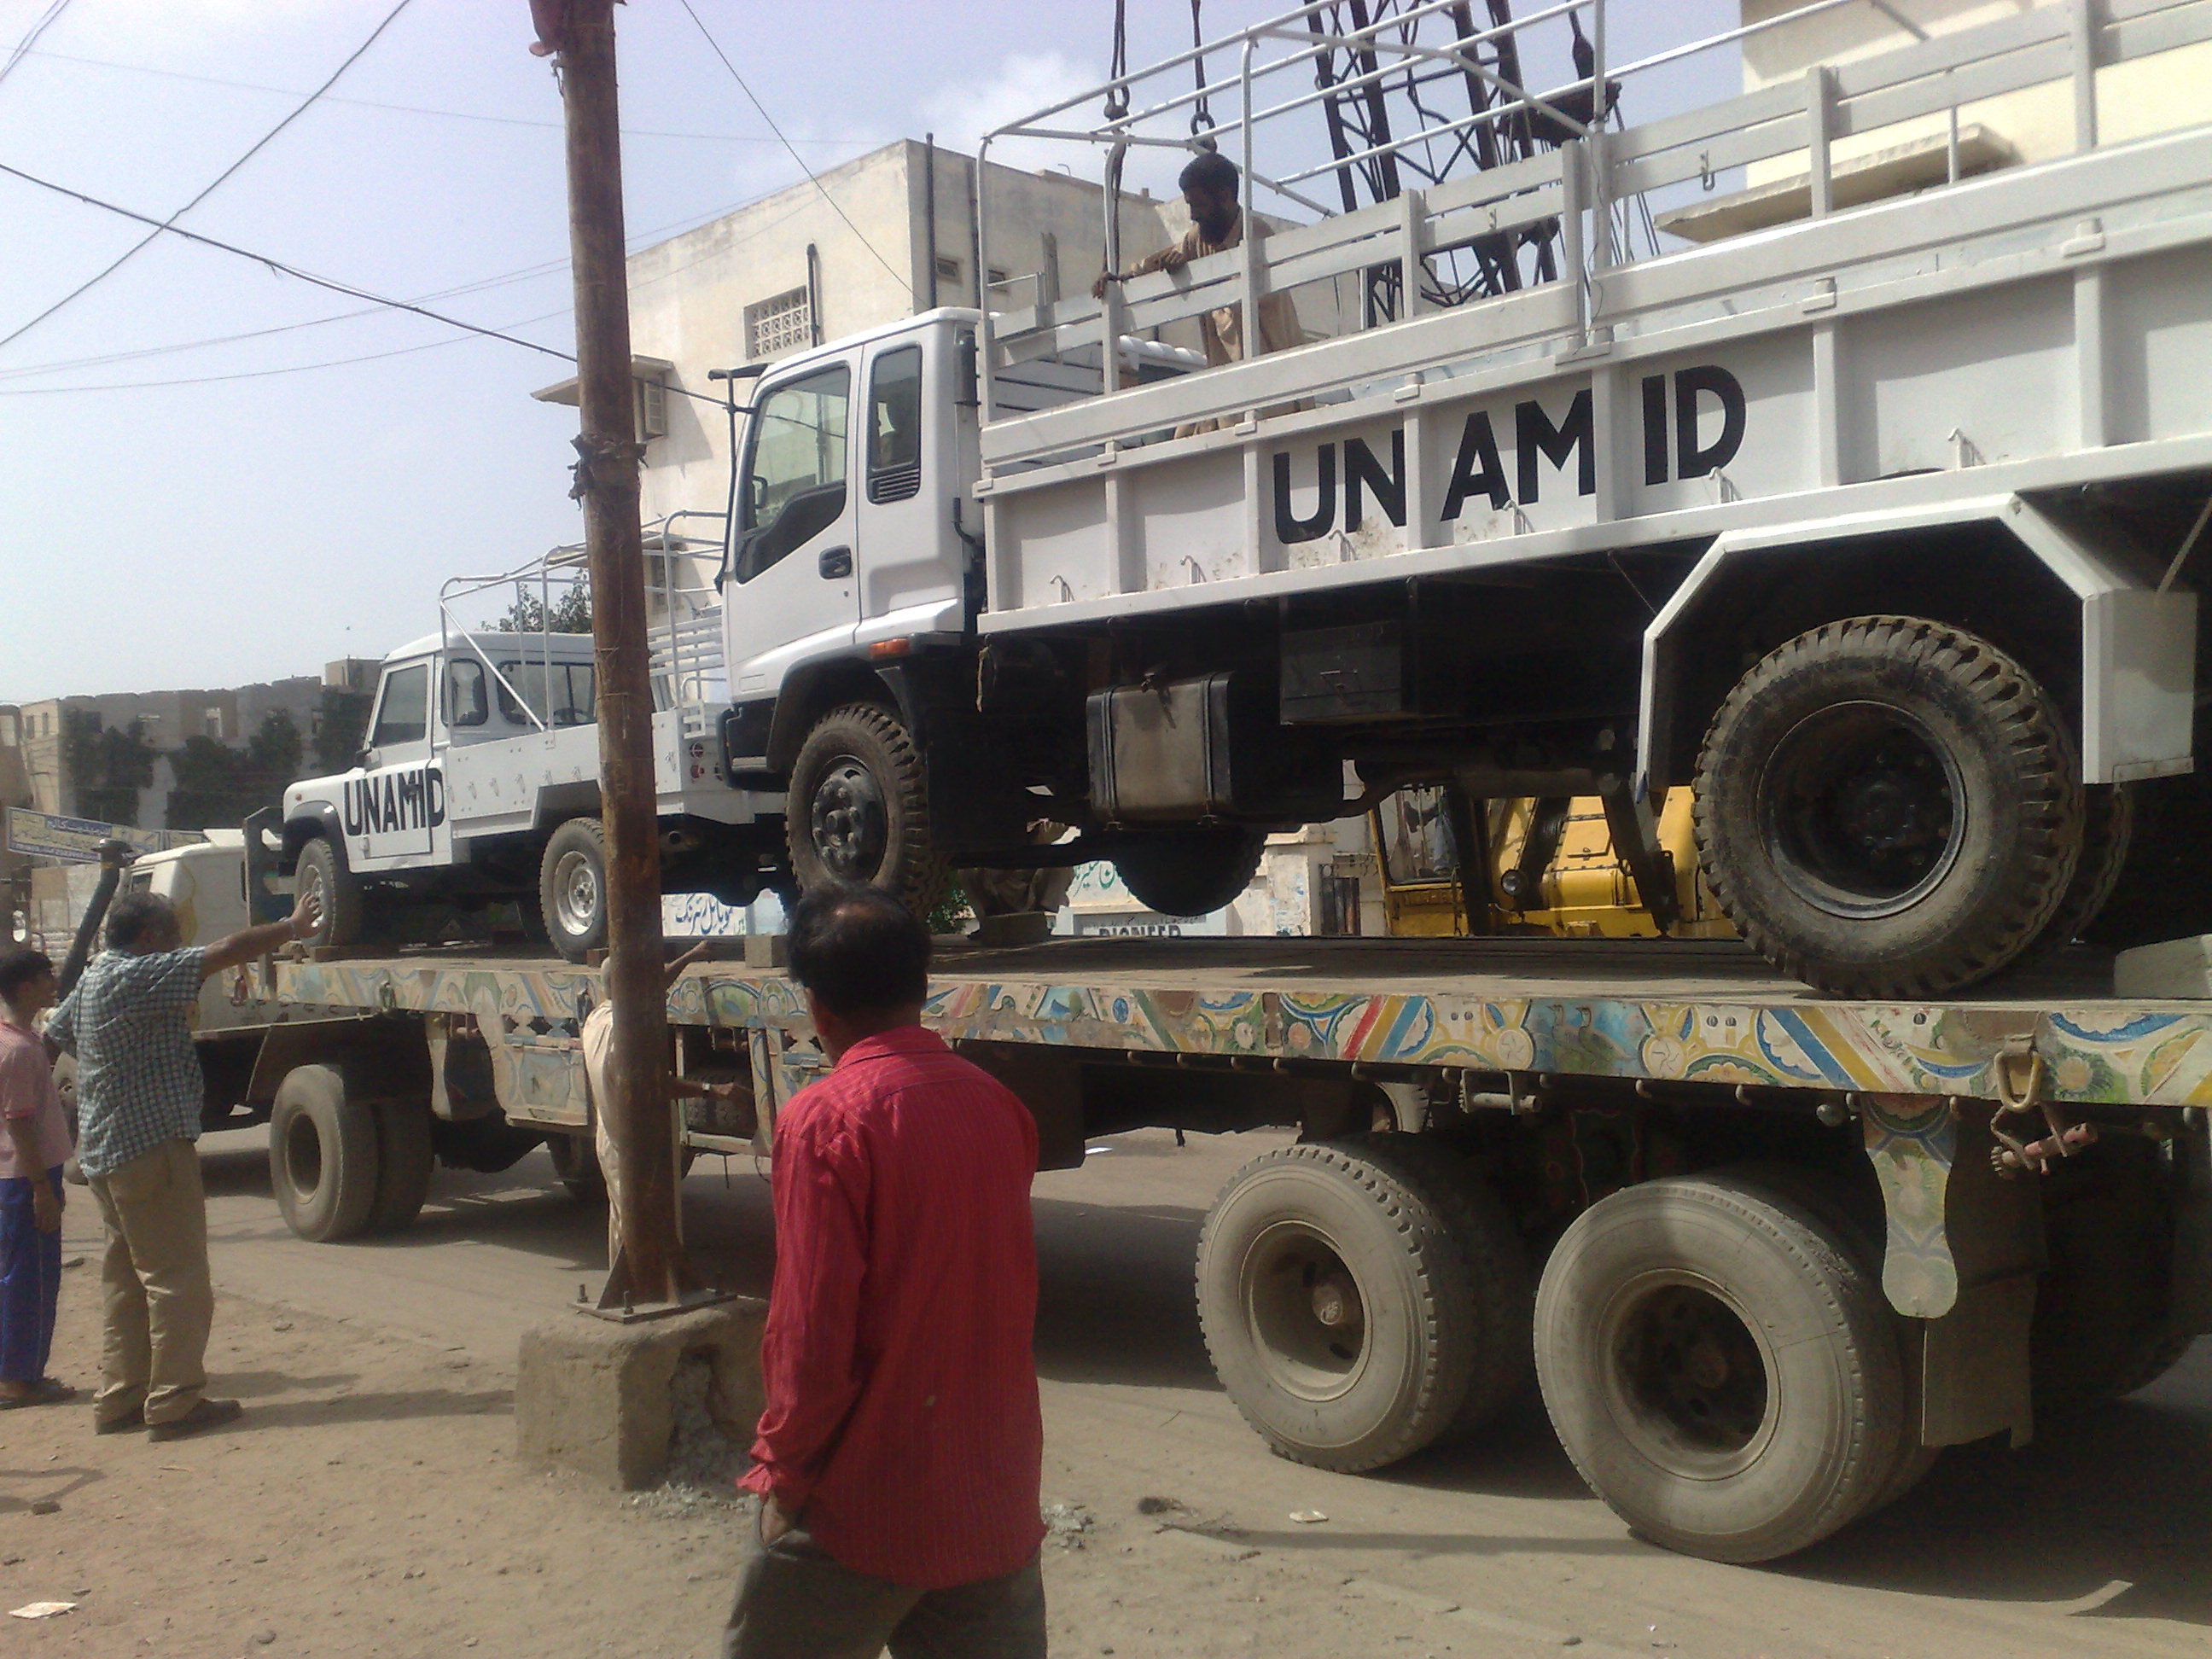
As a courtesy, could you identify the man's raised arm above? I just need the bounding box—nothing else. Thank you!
[199,888,323,978]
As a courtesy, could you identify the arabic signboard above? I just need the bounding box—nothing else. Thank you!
[3,807,202,864]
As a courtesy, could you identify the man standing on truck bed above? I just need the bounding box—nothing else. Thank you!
[724,883,1046,1659]
[45,884,320,1441]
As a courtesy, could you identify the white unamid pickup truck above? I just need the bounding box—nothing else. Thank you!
[278,618,781,961]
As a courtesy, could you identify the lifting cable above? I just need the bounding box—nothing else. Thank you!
[1103,0,1132,276]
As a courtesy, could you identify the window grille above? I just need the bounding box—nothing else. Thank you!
[745,286,812,358]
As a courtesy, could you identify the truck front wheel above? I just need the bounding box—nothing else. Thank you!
[1694,616,2082,997]
[786,703,948,915]
[539,818,608,963]
[1534,1173,1905,1563]
[1196,1136,1496,1473]
[294,836,364,949]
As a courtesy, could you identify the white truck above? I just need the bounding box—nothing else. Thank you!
[719,0,2212,998]
[278,552,782,961]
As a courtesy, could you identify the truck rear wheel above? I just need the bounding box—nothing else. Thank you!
[270,1064,381,1243]
[1534,1173,1905,1563]
[2024,783,2132,958]
[1113,830,1266,918]
[366,1097,435,1234]
[1196,1136,1488,1473]
[1694,616,2082,997]
[294,836,364,949]
[786,703,947,916]
[540,818,608,963]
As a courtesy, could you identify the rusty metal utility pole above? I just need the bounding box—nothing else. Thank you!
[530,0,690,1307]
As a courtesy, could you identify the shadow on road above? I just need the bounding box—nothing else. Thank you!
[225,1386,515,1432]
[1785,1388,2212,1627]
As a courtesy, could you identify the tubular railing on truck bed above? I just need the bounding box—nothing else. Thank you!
[977,3,2212,469]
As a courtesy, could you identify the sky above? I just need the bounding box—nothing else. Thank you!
[0,0,1740,705]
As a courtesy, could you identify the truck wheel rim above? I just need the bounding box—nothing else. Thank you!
[1600,1272,1775,1478]
[810,757,888,880]
[552,850,601,937]
[1757,701,1965,919]
[1241,1220,1368,1402]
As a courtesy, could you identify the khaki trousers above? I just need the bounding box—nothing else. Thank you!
[85,1138,212,1426]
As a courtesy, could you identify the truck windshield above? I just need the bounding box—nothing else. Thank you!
[496,660,596,728]
[370,663,430,748]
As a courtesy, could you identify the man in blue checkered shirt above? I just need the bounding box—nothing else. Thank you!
[46,882,318,1441]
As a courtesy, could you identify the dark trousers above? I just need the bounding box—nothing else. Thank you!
[0,1167,63,1383]
[722,1508,1047,1659]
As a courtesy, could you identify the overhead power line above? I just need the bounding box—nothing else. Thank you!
[674,0,912,299]
[0,0,72,91]
[0,0,418,352]
[24,45,879,147]
[0,157,577,364]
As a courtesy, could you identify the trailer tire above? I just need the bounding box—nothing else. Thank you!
[540,818,608,963]
[270,1064,382,1243]
[294,835,364,950]
[1114,830,1267,919]
[1534,1173,1905,1563]
[1196,1136,1481,1473]
[1378,1139,1534,1435]
[787,703,948,917]
[366,1097,435,1234]
[1694,617,2081,998]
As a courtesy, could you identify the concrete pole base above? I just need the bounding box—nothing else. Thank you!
[516,1298,767,1489]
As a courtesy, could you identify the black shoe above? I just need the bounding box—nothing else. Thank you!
[146,1399,242,1442]
[94,1406,145,1435]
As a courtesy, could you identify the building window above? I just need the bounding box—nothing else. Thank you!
[746,286,813,359]
[934,255,961,285]
[635,375,667,440]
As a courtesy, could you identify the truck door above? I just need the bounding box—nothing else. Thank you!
[346,657,442,869]
[723,362,859,696]
[855,334,965,635]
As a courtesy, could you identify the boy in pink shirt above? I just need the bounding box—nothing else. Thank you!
[0,946,73,1407]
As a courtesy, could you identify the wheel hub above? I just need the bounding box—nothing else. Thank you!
[1243,1223,1369,1399]
[1760,701,1965,919]
[552,850,600,935]
[811,757,888,879]
[1611,1281,1770,1461]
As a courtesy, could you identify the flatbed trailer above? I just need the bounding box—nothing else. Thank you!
[255,935,2211,1564]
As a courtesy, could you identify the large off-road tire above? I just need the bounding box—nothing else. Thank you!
[1694,617,2082,998]
[2025,783,2133,958]
[365,1097,435,1235]
[2031,1135,2179,1417]
[539,818,608,964]
[1534,1173,1906,1563]
[294,835,364,950]
[270,1064,381,1243]
[1196,1136,1490,1473]
[1113,830,1267,918]
[786,703,948,916]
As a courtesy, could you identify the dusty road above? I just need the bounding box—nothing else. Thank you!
[4,1123,2207,1658]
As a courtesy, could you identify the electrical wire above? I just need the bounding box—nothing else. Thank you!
[0,156,578,364]
[0,0,71,92]
[0,0,419,352]
[0,306,573,394]
[673,0,912,299]
[21,45,876,147]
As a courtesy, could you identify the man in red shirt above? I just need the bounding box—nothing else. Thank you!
[725,882,1046,1659]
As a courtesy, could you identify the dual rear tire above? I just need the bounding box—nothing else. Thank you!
[269,1064,435,1242]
